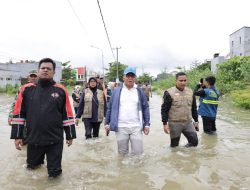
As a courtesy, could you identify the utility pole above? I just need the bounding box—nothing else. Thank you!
[113,47,121,83]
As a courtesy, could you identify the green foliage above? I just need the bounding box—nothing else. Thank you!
[152,75,175,92]
[105,62,127,82]
[230,86,250,109]
[216,56,250,93]
[0,84,19,94]
[137,73,153,84]
[196,62,211,71]
[186,68,213,89]
[62,61,76,86]
[153,67,212,94]
[240,57,250,82]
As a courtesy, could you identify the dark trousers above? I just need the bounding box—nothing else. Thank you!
[169,122,198,147]
[74,107,78,115]
[27,142,63,177]
[202,116,216,134]
[83,120,101,139]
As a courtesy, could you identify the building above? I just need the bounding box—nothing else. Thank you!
[0,61,62,88]
[211,26,250,73]
[211,53,225,73]
[230,26,250,57]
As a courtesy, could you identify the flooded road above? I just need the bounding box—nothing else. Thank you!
[0,93,250,190]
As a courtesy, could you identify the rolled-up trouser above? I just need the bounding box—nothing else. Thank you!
[115,126,143,155]
[169,121,198,147]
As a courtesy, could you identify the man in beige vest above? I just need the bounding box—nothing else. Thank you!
[161,72,199,147]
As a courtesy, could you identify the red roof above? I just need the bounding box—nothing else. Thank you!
[77,67,85,75]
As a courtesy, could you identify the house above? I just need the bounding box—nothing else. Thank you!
[211,26,250,73]
[230,26,250,57]
[75,67,86,82]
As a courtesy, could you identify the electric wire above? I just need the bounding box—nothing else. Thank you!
[96,0,116,61]
[67,0,91,44]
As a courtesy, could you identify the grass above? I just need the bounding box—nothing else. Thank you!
[230,85,250,109]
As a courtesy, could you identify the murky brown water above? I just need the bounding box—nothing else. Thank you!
[0,93,250,190]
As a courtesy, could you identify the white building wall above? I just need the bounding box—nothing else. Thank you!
[0,61,62,88]
[230,27,250,57]
[211,56,225,73]
[0,69,20,87]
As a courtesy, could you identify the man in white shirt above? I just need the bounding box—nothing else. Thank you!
[105,67,150,155]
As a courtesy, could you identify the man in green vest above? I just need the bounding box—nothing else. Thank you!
[161,72,199,147]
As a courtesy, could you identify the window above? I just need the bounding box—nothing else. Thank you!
[6,78,12,81]
[239,37,241,44]
[232,41,234,47]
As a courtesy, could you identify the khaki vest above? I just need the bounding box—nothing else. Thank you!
[83,89,104,122]
[167,86,193,122]
[73,92,81,107]
[142,85,151,97]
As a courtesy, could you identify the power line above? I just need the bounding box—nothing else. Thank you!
[67,0,90,42]
[96,0,116,61]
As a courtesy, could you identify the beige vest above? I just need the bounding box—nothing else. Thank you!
[142,85,151,97]
[73,92,81,107]
[167,86,193,123]
[83,88,104,122]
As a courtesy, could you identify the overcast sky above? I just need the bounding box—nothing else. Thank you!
[0,0,249,77]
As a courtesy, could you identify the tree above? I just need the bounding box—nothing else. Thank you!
[61,61,76,86]
[105,62,127,82]
[137,73,153,84]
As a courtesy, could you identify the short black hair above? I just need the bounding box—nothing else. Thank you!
[176,72,186,79]
[38,58,56,71]
[205,76,216,85]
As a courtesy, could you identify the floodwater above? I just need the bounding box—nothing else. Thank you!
[0,93,250,190]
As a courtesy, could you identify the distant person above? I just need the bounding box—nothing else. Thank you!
[105,67,150,155]
[10,58,76,178]
[193,76,220,134]
[141,81,152,101]
[96,75,107,101]
[72,85,82,114]
[75,77,107,139]
[161,72,199,147]
[8,70,38,125]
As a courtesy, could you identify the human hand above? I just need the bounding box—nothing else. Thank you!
[163,124,170,134]
[193,122,199,131]
[15,139,23,150]
[105,125,110,136]
[143,127,150,135]
[66,139,73,147]
[75,119,79,126]
[8,118,12,125]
